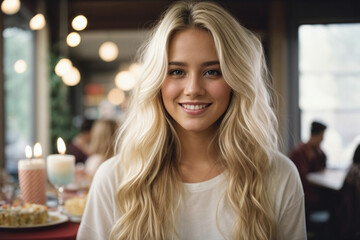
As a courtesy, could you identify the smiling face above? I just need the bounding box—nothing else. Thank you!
[161,28,232,135]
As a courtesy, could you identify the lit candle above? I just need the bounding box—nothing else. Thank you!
[18,144,45,169]
[46,137,75,186]
[25,145,32,159]
[34,142,42,159]
[18,144,47,205]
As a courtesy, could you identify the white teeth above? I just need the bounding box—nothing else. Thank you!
[182,104,207,110]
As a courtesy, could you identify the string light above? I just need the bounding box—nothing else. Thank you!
[99,41,118,62]
[66,32,81,47]
[55,58,73,77]
[30,13,46,30]
[72,15,87,31]
[1,0,20,15]
[62,66,81,86]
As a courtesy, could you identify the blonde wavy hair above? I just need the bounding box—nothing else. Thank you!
[111,1,279,239]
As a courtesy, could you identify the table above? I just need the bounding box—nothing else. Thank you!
[306,168,348,191]
[0,221,79,240]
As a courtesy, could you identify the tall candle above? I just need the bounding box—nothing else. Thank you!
[46,138,75,186]
[18,144,47,205]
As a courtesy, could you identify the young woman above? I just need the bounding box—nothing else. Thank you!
[78,2,306,239]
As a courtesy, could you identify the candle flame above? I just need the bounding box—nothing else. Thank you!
[34,142,42,158]
[57,137,66,154]
[25,145,32,159]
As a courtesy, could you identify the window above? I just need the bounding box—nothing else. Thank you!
[299,23,360,168]
[3,19,35,177]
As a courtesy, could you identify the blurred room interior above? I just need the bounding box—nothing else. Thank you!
[0,0,360,177]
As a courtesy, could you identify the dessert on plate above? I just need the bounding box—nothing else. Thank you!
[0,203,49,226]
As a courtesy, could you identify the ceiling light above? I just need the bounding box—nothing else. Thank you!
[66,32,81,47]
[14,59,27,73]
[55,58,73,76]
[72,15,87,31]
[107,88,125,105]
[62,66,81,86]
[115,71,136,91]
[1,0,20,15]
[99,41,118,62]
[29,13,46,30]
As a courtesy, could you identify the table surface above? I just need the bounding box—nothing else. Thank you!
[306,168,348,191]
[0,221,79,240]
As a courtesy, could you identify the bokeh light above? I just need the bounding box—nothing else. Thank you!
[1,0,20,15]
[115,71,136,91]
[99,41,118,62]
[107,88,125,105]
[29,13,46,30]
[14,59,27,73]
[66,32,81,47]
[62,66,81,86]
[72,15,87,31]
[55,58,73,77]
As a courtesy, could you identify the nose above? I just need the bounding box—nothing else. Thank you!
[184,73,205,97]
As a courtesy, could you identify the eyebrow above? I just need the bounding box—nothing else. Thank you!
[168,61,220,67]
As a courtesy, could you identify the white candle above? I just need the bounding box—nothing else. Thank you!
[46,137,75,186]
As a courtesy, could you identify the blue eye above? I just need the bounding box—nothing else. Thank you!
[204,70,221,76]
[169,69,184,75]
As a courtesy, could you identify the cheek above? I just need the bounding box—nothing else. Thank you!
[210,82,232,105]
[161,80,180,103]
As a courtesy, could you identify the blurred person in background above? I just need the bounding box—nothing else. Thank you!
[85,119,118,177]
[289,121,327,220]
[334,144,360,239]
[66,118,94,164]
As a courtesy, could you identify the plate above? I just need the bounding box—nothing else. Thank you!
[0,211,69,229]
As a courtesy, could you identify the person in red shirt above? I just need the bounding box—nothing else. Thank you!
[289,121,327,216]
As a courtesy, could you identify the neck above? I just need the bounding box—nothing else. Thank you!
[175,125,222,183]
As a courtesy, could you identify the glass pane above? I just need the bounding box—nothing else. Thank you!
[299,23,360,168]
[3,27,34,177]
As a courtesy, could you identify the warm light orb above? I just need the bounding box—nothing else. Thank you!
[115,71,136,91]
[129,62,141,76]
[25,145,32,159]
[34,142,42,158]
[14,59,27,73]
[99,41,118,62]
[107,88,125,105]
[55,58,73,77]
[1,0,20,15]
[57,137,66,154]
[62,66,81,86]
[66,32,81,47]
[29,13,46,30]
[72,15,87,31]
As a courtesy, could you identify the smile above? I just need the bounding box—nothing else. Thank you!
[179,103,210,110]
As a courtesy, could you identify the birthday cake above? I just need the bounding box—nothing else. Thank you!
[0,203,49,226]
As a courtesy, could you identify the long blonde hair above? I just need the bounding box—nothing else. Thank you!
[111,1,279,239]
